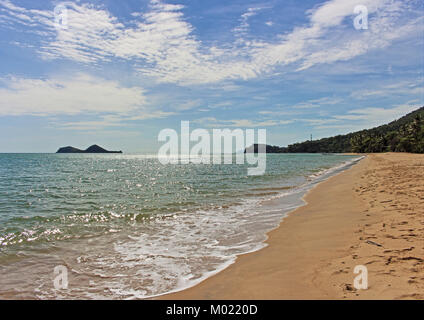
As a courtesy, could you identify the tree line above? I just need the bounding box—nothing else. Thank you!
[285,106,424,153]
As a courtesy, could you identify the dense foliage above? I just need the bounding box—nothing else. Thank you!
[244,144,286,153]
[285,106,424,154]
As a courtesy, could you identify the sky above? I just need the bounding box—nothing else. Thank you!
[0,0,423,153]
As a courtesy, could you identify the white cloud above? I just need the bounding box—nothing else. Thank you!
[259,109,297,116]
[333,104,420,122]
[233,7,265,38]
[126,111,176,121]
[59,116,123,131]
[298,3,423,71]
[299,118,340,125]
[0,0,422,85]
[57,110,175,130]
[292,97,343,109]
[0,74,146,116]
[258,97,344,116]
[0,0,54,33]
[260,103,423,131]
[174,100,204,111]
[193,117,292,128]
[351,80,424,99]
[305,103,421,130]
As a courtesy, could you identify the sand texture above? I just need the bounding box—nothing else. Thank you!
[161,153,424,300]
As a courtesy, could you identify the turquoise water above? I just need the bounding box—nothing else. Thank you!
[0,153,361,299]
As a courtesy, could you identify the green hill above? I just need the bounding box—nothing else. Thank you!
[285,106,424,153]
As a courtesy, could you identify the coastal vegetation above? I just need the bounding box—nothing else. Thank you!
[349,107,424,153]
[247,106,424,154]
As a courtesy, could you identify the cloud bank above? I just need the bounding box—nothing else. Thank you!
[0,74,146,116]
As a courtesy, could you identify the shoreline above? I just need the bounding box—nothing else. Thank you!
[145,155,362,300]
[161,153,424,300]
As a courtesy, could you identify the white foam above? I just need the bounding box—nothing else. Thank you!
[27,156,364,299]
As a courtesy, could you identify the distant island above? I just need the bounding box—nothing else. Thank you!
[245,106,424,154]
[56,145,123,154]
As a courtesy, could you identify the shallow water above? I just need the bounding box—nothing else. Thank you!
[0,153,361,299]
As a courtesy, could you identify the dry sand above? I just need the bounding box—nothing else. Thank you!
[161,153,424,300]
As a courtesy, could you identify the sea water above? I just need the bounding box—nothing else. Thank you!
[0,153,362,299]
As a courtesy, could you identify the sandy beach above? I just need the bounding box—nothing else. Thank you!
[162,153,424,300]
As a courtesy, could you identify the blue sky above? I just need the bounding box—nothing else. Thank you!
[0,0,423,153]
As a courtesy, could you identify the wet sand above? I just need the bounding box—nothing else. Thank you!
[161,153,424,300]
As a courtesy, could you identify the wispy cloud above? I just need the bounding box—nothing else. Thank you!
[57,110,175,130]
[58,115,123,131]
[291,97,343,109]
[308,103,422,130]
[232,7,266,38]
[0,73,146,116]
[174,100,204,111]
[333,104,420,122]
[351,80,424,99]
[259,103,422,131]
[0,0,53,29]
[193,117,292,128]
[258,96,344,116]
[1,0,421,85]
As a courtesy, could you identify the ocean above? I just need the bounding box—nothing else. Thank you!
[0,153,362,299]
